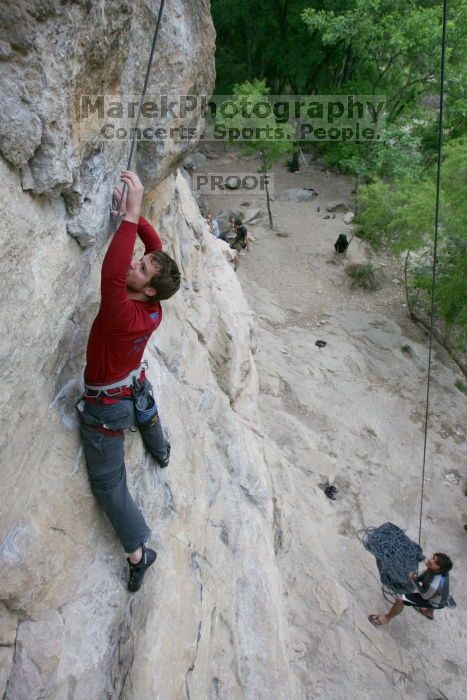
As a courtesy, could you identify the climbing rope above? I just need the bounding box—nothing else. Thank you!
[418,0,448,547]
[360,2,449,599]
[113,0,166,228]
[358,523,425,599]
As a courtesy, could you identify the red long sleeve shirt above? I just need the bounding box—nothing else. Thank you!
[84,216,163,385]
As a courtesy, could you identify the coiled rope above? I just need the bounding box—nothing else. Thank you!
[358,523,424,600]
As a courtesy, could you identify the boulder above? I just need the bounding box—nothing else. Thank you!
[274,188,318,202]
[224,179,241,190]
[215,209,241,236]
[200,146,218,159]
[343,212,355,224]
[326,200,352,213]
[215,208,263,235]
[241,207,264,224]
[183,152,207,171]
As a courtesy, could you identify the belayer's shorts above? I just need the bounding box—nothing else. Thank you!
[401,593,437,609]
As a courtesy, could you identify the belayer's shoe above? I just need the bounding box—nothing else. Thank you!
[127,544,157,593]
[157,440,171,469]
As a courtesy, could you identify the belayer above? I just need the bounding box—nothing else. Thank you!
[77,170,181,592]
[368,552,453,625]
[230,218,250,271]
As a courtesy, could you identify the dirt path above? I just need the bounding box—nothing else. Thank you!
[199,146,467,700]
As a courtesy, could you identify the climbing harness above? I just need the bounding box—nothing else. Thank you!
[361,0,452,604]
[84,361,149,398]
[113,0,166,228]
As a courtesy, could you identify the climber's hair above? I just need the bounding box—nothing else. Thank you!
[434,553,453,574]
[146,251,181,301]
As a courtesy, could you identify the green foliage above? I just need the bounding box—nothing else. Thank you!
[319,124,424,182]
[356,139,467,348]
[354,181,394,248]
[345,262,383,290]
[454,379,467,394]
[211,0,467,356]
[212,0,467,135]
[211,0,327,94]
[214,79,295,169]
[356,175,437,252]
[302,0,443,119]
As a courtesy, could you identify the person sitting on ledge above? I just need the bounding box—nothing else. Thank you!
[205,211,220,238]
[368,552,453,625]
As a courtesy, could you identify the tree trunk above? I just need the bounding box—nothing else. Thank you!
[265,172,274,229]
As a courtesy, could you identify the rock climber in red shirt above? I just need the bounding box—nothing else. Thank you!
[78,170,181,592]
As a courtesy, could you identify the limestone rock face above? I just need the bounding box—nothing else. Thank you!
[0,0,215,246]
[0,152,297,696]
[0,28,297,681]
[0,3,296,697]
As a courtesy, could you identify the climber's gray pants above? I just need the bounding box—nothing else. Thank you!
[78,381,167,553]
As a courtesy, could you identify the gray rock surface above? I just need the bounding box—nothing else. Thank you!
[274,187,318,202]
[0,157,296,697]
[0,0,215,244]
[183,151,207,171]
[241,207,263,224]
[215,207,263,236]
[200,146,467,700]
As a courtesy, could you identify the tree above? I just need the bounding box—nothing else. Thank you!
[214,79,295,228]
[211,0,327,94]
[356,138,467,364]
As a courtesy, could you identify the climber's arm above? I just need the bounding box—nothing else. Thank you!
[137,216,163,253]
[100,172,143,319]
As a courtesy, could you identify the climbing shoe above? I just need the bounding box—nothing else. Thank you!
[127,544,157,593]
[157,440,171,469]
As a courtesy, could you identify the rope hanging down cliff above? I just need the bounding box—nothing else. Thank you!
[361,0,451,597]
[417,0,448,550]
[113,0,166,229]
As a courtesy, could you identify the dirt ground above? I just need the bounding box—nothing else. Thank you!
[199,141,459,383]
[198,145,467,700]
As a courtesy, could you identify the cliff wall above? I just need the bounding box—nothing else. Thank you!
[0,2,293,697]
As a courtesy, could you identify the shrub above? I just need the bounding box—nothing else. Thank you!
[319,125,424,183]
[345,262,383,290]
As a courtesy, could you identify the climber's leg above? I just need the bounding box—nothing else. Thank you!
[369,597,405,625]
[79,420,151,553]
